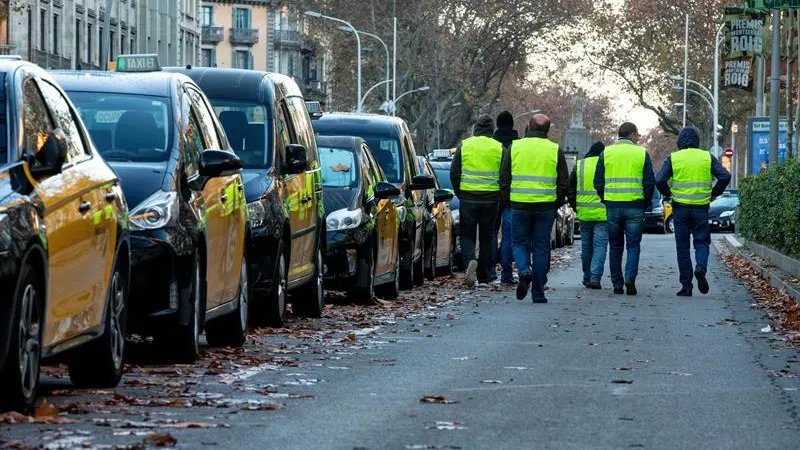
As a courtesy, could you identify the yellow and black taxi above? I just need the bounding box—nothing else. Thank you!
[0,58,130,412]
[166,67,326,328]
[311,113,435,289]
[416,155,455,278]
[318,136,401,301]
[53,55,250,362]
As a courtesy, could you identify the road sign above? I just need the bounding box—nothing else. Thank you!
[724,148,734,157]
[744,0,800,9]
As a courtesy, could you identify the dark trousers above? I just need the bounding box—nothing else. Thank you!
[606,207,644,289]
[460,201,499,283]
[512,208,556,300]
[673,206,711,290]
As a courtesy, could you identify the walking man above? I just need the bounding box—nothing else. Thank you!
[593,123,655,295]
[500,114,569,303]
[568,141,608,289]
[493,110,520,285]
[655,127,731,296]
[451,114,507,288]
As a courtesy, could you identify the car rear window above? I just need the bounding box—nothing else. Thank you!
[319,146,359,188]
[210,100,272,169]
[67,91,172,163]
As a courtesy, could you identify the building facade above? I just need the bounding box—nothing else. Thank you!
[0,0,199,69]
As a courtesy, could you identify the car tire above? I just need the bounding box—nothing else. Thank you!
[425,235,437,281]
[349,246,375,304]
[0,263,43,414]
[377,255,400,300]
[158,252,202,363]
[293,247,324,318]
[205,255,249,347]
[665,216,674,234]
[68,258,127,388]
[399,238,415,290]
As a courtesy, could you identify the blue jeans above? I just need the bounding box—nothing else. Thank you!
[580,221,608,284]
[512,209,556,300]
[500,208,514,282]
[606,207,644,289]
[672,206,711,290]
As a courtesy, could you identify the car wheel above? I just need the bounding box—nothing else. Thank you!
[0,264,42,413]
[349,246,375,304]
[377,254,401,300]
[293,247,324,318]
[665,216,674,234]
[425,235,437,281]
[399,237,415,290]
[158,252,202,363]
[68,259,127,388]
[205,255,249,347]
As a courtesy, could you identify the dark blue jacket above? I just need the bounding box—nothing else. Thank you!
[655,152,731,210]
[592,139,656,209]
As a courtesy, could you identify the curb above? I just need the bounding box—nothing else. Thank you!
[717,235,800,302]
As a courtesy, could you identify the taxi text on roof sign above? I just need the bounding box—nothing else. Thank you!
[116,54,161,72]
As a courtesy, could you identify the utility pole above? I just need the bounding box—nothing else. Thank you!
[392,16,397,116]
[788,11,794,161]
[683,14,689,128]
[769,9,781,169]
[102,0,113,68]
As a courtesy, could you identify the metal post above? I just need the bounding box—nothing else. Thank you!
[788,11,794,161]
[392,17,397,116]
[769,9,781,169]
[102,0,113,68]
[683,14,689,128]
[731,125,737,188]
[756,56,766,116]
[436,102,441,149]
[713,24,724,157]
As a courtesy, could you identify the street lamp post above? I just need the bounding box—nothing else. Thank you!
[712,23,725,157]
[437,102,462,149]
[305,11,362,112]
[338,26,390,105]
[731,122,739,188]
[672,75,719,155]
[390,86,430,116]
[360,79,392,110]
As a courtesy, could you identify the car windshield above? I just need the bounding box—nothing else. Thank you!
[211,100,271,169]
[361,136,403,184]
[319,146,359,188]
[67,92,172,162]
[434,168,452,190]
[711,196,739,209]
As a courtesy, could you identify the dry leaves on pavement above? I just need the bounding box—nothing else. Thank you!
[419,395,458,404]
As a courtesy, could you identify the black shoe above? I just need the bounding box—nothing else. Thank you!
[588,281,602,290]
[624,279,637,296]
[532,296,548,304]
[582,280,590,288]
[677,289,692,297]
[695,269,709,294]
[516,274,531,300]
[613,287,624,295]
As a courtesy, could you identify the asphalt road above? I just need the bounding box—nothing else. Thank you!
[2,235,800,450]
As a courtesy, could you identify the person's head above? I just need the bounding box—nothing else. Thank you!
[496,111,514,130]
[473,114,494,136]
[676,127,701,150]
[527,113,551,135]
[618,122,640,143]
[589,141,605,155]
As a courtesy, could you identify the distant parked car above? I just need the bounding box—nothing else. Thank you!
[644,191,667,234]
[709,192,739,232]
[429,160,461,269]
[555,204,575,247]
[417,156,456,278]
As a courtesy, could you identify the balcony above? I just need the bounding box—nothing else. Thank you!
[33,50,72,70]
[202,26,224,44]
[229,28,258,46]
[304,80,327,101]
[273,30,301,48]
[0,45,15,56]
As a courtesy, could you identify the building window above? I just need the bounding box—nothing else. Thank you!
[201,48,214,67]
[234,50,250,69]
[201,6,213,26]
[233,8,250,29]
[88,23,93,63]
[75,19,81,63]
[121,33,125,54]
[110,31,115,59]
[99,26,103,61]
[39,9,46,51]
[52,14,59,55]
[131,38,135,53]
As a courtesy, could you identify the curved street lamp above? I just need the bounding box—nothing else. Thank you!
[305,11,362,112]
[391,86,430,116]
[338,26,390,105]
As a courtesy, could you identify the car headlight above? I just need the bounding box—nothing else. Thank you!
[652,206,664,214]
[327,208,363,231]
[130,191,178,231]
[248,201,266,228]
[720,210,735,218]
[451,209,460,225]
[396,205,407,220]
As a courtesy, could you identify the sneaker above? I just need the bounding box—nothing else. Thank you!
[695,269,709,294]
[532,296,548,304]
[491,279,502,286]
[624,279,637,296]
[465,260,478,288]
[501,279,518,286]
[582,280,591,288]
[476,282,489,288]
[613,287,624,295]
[677,288,692,297]
[516,274,531,300]
[588,281,602,290]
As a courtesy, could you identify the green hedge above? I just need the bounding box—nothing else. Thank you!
[739,159,800,258]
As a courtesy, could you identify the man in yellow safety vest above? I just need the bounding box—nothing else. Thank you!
[656,127,730,296]
[450,114,509,288]
[568,141,608,290]
[593,122,655,296]
[499,114,569,303]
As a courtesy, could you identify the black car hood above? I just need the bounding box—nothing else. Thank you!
[709,204,735,218]
[112,162,168,209]
[323,187,359,214]
[242,169,274,203]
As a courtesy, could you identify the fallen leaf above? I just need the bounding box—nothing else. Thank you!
[340,332,357,343]
[481,380,503,384]
[419,395,458,404]
[611,379,634,384]
[761,325,773,333]
[143,433,177,447]
[427,421,467,430]
[613,367,632,371]
[34,400,60,417]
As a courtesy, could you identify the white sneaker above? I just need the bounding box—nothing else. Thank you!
[476,282,489,288]
[491,279,502,286]
[465,260,478,288]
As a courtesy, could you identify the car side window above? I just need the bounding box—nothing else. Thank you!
[359,145,374,191]
[22,79,55,165]
[364,145,387,182]
[185,86,221,151]
[183,106,206,179]
[285,96,317,163]
[275,100,293,170]
[38,81,89,162]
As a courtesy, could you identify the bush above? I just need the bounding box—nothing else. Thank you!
[739,159,800,258]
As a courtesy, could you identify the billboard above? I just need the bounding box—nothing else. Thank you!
[748,117,788,174]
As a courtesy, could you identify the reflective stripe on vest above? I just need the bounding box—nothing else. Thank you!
[510,137,559,203]
[603,142,646,202]
[671,148,712,205]
[460,136,503,192]
[576,156,606,221]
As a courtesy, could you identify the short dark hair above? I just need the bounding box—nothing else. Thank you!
[528,114,551,133]
[618,122,638,138]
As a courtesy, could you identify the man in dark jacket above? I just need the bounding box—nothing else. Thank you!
[451,115,509,288]
[656,127,730,296]
[493,111,519,285]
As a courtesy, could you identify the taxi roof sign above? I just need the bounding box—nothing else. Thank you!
[116,54,161,72]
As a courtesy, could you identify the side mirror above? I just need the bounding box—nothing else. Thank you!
[286,144,308,174]
[433,188,454,203]
[29,128,68,177]
[199,149,243,178]
[409,174,435,191]
[374,181,401,199]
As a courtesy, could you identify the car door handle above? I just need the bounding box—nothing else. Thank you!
[105,192,116,202]
[221,194,228,203]
[301,195,312,203]
[237,183,244,191]
[79,201,92,213]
